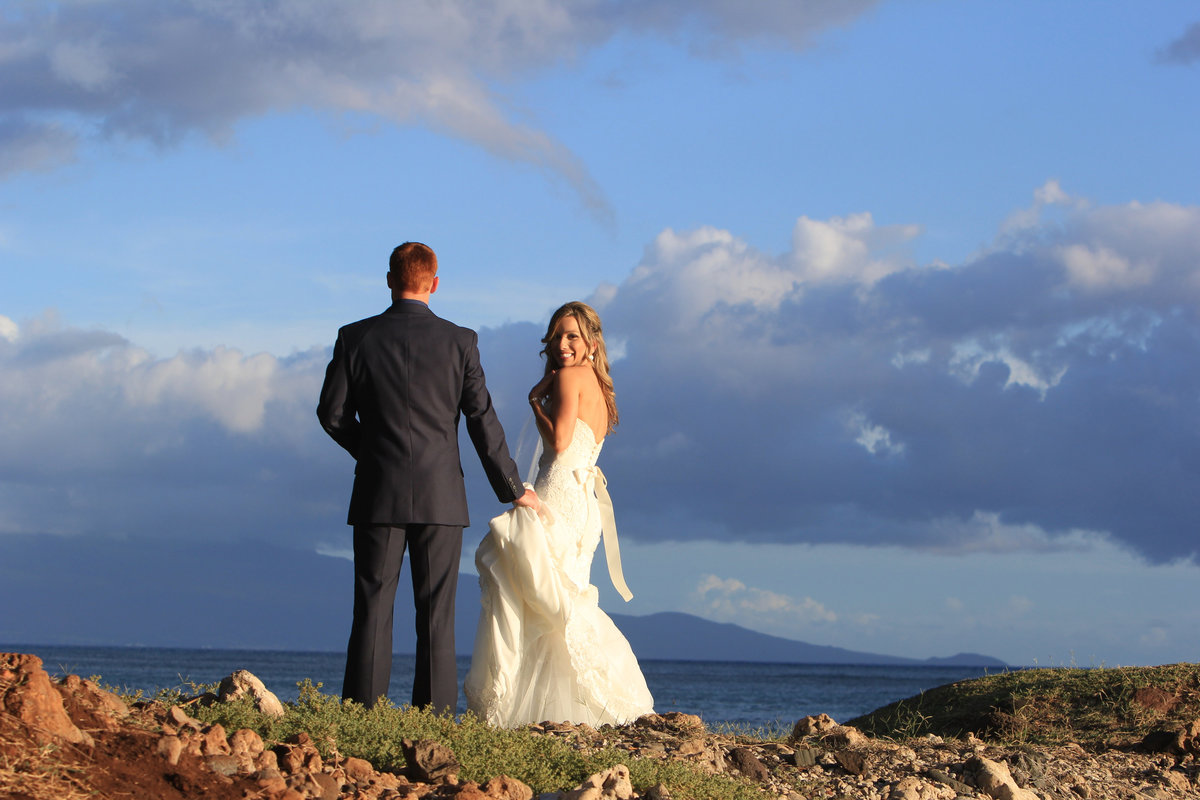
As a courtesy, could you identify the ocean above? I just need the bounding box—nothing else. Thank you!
[8,643,999,729]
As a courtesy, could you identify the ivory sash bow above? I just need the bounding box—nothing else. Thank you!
[572,465,633,602]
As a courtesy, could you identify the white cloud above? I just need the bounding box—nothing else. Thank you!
[0,315,16,342]
[0,1,879,209]
[948,339,1067,397]
[1000,179,1087,234]
[845,411,905,457]
[692,574,837,629]
[1058,244,1155,290]
[122,347,280,434]
[790,212,921,286]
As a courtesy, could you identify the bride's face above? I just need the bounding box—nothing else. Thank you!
[550,315,593,368]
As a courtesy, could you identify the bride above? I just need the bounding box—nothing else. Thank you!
[465,301,655,727]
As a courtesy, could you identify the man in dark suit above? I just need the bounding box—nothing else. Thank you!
[318,241,537,712]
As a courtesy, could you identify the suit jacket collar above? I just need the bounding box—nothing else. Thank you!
[385,300,434,316]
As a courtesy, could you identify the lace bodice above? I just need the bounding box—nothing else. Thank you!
[533,418,604,587]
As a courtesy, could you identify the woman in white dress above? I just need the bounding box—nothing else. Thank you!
[465,301,655,727]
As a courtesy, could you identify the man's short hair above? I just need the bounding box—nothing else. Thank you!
[389,242,438,292]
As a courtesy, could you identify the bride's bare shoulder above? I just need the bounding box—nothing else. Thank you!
[555,364,600,387]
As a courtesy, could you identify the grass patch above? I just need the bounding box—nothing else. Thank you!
[848,663,1200,748]
[186,681,763,799]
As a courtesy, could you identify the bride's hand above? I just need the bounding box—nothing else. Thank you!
[528,371,556,406]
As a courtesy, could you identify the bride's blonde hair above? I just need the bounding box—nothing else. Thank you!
[540,301,618,434]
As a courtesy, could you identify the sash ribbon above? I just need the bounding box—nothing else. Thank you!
[572,465,633,602]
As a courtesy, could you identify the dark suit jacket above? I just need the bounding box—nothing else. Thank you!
[317,301,524,526]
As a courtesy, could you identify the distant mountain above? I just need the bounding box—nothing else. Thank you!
[609,612,1007,667]
[0,535,1006,667]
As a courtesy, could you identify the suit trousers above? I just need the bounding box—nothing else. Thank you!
[342,523,463,712]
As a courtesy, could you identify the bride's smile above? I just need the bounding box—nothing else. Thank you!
[551,315,593,368]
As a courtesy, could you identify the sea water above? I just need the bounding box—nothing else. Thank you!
[10,643,998,729]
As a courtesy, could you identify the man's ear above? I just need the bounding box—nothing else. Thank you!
[429,275,440,294]
[386,271,395,290]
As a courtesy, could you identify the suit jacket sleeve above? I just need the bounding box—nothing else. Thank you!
[460,330,525,504]
[317,331,362,459]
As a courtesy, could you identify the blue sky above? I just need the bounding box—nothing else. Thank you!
[3,0,1200,667]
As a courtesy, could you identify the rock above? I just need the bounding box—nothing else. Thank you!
[834,749,868,776]
[275,731,324,774]
[217,669,286,718]
[311,770,340,799]
[1139,718,1200,764]
[157,733,183,765]
[821,725,867,748]
[482,774,535,800]
[563,764,635,800]
[925,767,971,793]
[401,737,460,783]
[792,712,838,739]
[201,722,231,755]
[256,772,288,795]
[229,726,265,757]
[206,753,242,776]
[727,746,771,781]
[0,652,92,746]
[342,755,375,783]
[55,673,130,730]
[167,704,202,731]
[789,745,819,767]
[1159,768,1193,792]
[888,777,921,800]
[963,755,1039,800]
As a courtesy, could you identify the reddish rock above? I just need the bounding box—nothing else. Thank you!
[482,774,534,800]
[343,755,375,783]
[56,673,130,731]
[0,652,91,746]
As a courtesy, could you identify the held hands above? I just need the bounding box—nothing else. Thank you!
[513,487,540,513]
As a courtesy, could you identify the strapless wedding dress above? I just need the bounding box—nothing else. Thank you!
[465,418,654,727]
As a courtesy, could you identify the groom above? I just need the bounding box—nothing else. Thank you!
[318,241,537,712]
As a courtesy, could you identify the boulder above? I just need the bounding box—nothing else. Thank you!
[0,652,92,746]
[55,673,130,730]
[401,737,460,783]
[217,669,286,718]
[563,764,635,800]
[963,755,1039,800]
[792,712,838,739]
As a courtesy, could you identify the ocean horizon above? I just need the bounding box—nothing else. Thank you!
[7,642,1003,729]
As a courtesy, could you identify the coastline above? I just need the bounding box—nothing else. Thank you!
[3,650,1198,799]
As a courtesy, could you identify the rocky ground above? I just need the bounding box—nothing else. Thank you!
[3,651,1198,800]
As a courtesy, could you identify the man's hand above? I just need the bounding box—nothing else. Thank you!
[513,487,540,513]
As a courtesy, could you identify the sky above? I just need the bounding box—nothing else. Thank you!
[2,0,1200,668]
